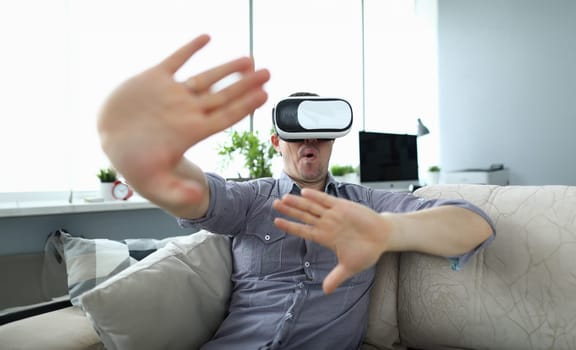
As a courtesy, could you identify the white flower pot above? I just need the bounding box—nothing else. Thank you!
[100,182,116,201]
[427,171,440,185]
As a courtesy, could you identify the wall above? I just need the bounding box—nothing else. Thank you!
[0,208,197,310]
[437,0,576,185]
[0,208,195,256]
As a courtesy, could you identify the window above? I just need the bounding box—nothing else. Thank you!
[0,0,248,192]
[0,0,437,193]
[253,0,362,175]
[363,0,439,178]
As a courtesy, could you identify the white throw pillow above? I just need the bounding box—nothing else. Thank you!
[80,230,232,350]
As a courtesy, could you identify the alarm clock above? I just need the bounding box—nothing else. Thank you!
[111,180,133,200]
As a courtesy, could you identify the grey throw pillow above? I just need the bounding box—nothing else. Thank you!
[80,230,232,350]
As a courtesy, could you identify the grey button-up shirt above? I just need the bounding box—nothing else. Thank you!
[178,172,495,350]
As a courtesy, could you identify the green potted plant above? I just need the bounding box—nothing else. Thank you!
[97,167,117,183]
[330,164,359,183]
[97,167,117,200]
[218,129,276,179]
[428,165,440,173]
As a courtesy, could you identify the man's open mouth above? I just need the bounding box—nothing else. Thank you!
[300,147,318,160]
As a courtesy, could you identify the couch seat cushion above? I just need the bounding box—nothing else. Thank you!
[0,306,103,350]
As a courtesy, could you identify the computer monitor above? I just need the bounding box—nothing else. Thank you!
[358,131,420,190]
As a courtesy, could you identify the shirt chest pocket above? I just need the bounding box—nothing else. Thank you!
[244,230,286,276]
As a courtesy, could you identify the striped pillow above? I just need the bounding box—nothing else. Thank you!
[56,230,186,306]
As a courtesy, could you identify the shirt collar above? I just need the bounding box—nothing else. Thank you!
[278,171,339,196]
[279,172,299,195]
[325,173,339,195]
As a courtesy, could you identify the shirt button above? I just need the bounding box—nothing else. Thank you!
[304,261,311,268]
[264,234,271,241]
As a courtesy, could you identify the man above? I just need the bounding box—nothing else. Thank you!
[98,34,495,349]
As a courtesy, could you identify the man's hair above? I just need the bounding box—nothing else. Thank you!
[289,92,319,97]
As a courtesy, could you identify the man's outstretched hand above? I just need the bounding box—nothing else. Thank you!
[273,189,392,294]
[97,34,270,211]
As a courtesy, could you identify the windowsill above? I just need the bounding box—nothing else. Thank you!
[0,191,157,218]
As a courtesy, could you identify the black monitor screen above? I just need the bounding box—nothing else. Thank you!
[359,131,419,182]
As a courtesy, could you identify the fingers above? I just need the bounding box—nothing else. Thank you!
[200,67,270,111]
[323,264,353,295]
[203,81,270,134]
[275,216,350,296]
[273,217,316,242]
[184,56,255,93]
[272,192,338,244]
[273,195,325,222]
[300,188,338,208]
[181,55,270,134]
[159,34,211,73]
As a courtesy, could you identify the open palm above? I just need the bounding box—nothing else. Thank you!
[273,188,391,294]
[97,34,270,209]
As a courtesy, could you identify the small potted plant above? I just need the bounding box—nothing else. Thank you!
[97,167,117,200]
[330,164,359,183]
[427,165,441,185]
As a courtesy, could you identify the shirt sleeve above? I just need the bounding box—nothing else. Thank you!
[432,199,495,271]
[177,172,255,236]
[371,190,496,271]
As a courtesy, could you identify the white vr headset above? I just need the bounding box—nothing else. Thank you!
[272,97,353,141]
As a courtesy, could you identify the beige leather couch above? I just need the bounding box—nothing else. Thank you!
[1,184,575,350]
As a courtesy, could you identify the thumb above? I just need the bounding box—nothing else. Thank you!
[322,264,353,295]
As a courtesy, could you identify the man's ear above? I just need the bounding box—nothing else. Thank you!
[270,134,282,156]
[270,133,280,148]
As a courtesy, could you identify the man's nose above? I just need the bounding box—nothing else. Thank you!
[304,138,318,144]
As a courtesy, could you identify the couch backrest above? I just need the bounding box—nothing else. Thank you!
[397,184,576,350]
[0,253,67,311]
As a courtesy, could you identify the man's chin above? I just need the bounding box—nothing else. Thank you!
[299,172,327,183]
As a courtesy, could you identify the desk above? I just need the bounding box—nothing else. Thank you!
[443,168,509,185]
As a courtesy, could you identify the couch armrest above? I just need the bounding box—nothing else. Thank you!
[402,184,576,350]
